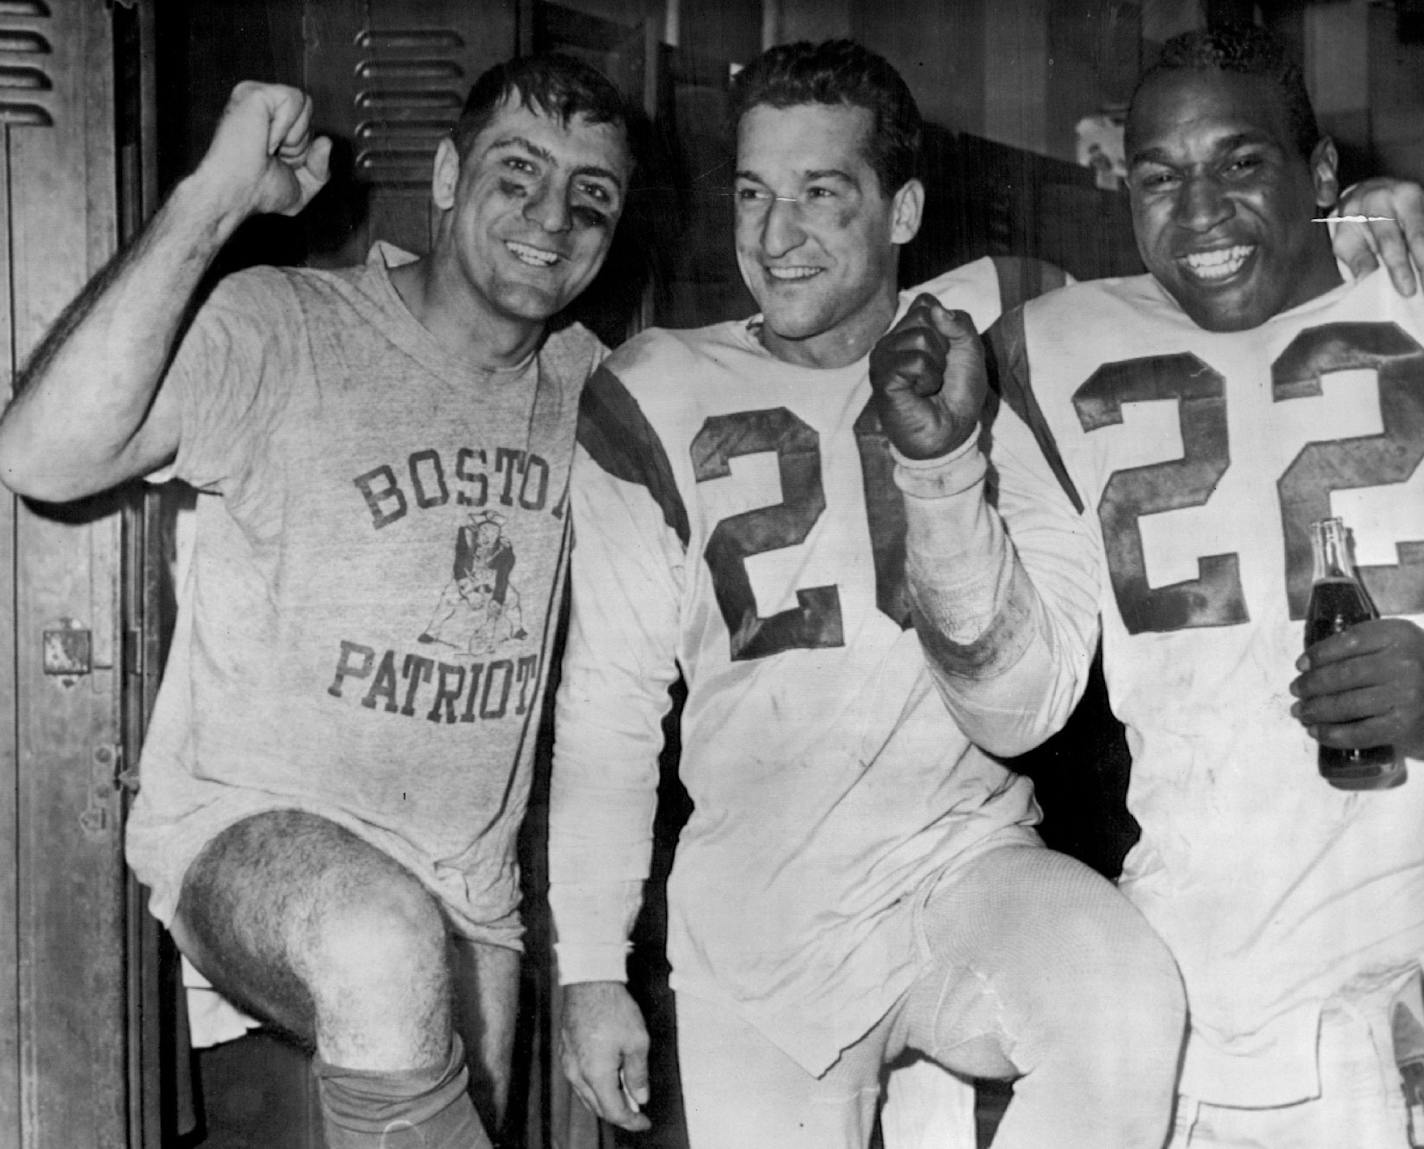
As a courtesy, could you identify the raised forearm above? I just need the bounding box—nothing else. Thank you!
[0,81,329,502]
[898,431,1101,756]
[0,178,243,501]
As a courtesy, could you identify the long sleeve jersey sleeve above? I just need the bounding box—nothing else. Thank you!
[548,369,687,984]
[895,358,1105,757]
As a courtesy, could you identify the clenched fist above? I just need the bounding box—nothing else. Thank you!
[191,81,332,225]
[867,294,988,460]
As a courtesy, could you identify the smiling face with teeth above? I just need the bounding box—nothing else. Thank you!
[419,97,630,357]
[1125,67,1341,333]
[733,102,923,368]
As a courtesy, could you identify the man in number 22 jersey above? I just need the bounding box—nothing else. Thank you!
[877,24,1424,1149]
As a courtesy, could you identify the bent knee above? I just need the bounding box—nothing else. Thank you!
[302,868,448,989]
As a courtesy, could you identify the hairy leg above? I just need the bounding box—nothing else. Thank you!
[172,810,493,1148]
[172,809,453,1069]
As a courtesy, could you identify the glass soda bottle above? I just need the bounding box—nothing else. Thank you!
[1304,516,1406,790]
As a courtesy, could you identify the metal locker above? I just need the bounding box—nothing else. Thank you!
[1,1,130,1145]
[303,0,522,264]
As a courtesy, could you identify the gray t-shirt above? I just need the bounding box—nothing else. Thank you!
[126,243,603,944]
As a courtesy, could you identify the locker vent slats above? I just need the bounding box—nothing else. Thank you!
[352,26,466,186]
[0,0,51,127]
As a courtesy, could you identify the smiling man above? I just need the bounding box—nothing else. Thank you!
[878,24,1424,1148]
[548,39,1188,1149]
[0,56,632,1149]
[1126,41,1342,334]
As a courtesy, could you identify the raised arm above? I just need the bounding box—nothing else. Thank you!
[0,82,330,501]
[868,295,1101,755]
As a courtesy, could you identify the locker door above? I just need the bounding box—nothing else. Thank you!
[302,0,521,265]
[0,1,129,1146]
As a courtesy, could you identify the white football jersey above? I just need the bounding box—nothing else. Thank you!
[998,268,1424,1105]
[549,257,1099,1074]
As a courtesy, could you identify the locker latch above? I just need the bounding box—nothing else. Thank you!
[42,618,92,686]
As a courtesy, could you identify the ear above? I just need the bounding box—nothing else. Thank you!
[890,177,924,245]
[432,137,461,212]
[1310,136,1340,210]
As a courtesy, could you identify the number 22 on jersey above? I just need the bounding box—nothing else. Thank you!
[1074,321,1424,635]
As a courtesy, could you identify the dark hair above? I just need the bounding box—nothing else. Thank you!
[1131,24,1320,157]
[728,39,922,197]
[451,53,631,161]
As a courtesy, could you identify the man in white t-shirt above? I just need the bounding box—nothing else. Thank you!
[0,56,633,1149]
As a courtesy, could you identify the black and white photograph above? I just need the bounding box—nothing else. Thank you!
[2,2,1424,1147]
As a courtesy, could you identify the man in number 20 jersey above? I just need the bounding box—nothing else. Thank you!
[550,39,1187,1149]
[563,254,1072,1055]
[883,25,1424,1148]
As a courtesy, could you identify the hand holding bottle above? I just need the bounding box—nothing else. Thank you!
[1292,617,1424,765]
[1292,517,1423,784]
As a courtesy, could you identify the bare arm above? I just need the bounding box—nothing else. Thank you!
[0,81,330,502]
